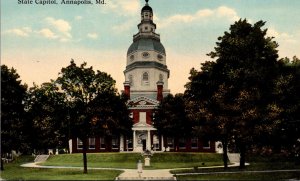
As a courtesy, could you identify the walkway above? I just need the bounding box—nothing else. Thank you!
[20,162,300,180]
[21,162,175,180]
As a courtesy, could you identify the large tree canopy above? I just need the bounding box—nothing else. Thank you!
[1,65,28,153]
[25,82,68,152]
[153,94,191,139]
[263,57,300,155]
[1,65,28,171]
[185,19,281,168]
[56,60,132,173]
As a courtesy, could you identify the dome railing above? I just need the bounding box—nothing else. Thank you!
[133,32,160,41]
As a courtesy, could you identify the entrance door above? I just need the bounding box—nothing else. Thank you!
[142,140,146,151]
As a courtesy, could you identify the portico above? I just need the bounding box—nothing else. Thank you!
[132,126,156,152]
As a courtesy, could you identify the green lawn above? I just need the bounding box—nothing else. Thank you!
[1,156,122,180]
[1,152,223,180]
[176,172,300,180]
[172,154,300,180]
[3,153,297,180]
[42,152,223,169]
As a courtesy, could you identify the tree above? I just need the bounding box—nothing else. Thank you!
[185,19,280,168]
[25,81,68,153]
[207,19,279,168]
[1,65,27,170]
[153,94,191,147]
[264,56,300,156]
[185,63,233,169]
[56,60,131,174]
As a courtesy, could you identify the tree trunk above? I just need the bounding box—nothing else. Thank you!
[82,138,88,174]
[222,138,228,169]
[1,158,4,171]
[239,143,246,169]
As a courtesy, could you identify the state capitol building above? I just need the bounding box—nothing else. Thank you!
[70,0,216,153]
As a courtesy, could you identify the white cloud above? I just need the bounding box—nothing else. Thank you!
[267,27,296,43]
[267,27,299,58]
[267,28,279,37]
[158,6,239,28]
[196,9,214,18]
[87,33,98,39]
[215,6,239,21]
[37,28,57,39]
[5,27,32,37]
[105,0,140,16]
[4,18,73,42]
[46,17,72,38]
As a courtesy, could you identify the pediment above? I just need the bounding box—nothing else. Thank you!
[127,96,159,109]
[133,122,152,127]
[132,122,157,131]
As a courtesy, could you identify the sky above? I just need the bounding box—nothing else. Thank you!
[1,0,300,94]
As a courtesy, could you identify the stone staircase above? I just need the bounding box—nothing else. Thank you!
[34,155,49,163]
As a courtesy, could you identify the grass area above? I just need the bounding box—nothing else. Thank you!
[172,162,300,174]
[172,154,300,180]
[42,153,143,169]
[2,153,300,180]
[42,152,223,169]
[176,172,300,180]
[148,152,223,169]
[1,155,122,180]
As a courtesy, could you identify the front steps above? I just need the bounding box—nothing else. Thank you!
[34,155,49,163]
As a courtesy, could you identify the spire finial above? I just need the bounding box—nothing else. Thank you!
[145,0,149,5]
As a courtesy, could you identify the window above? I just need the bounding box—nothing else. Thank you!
[100,137,106,150]
[142,52,150,58]
[130,55,134,61]
[89,138,95,149]
[127,139,133,150]
[191,138,198,149]
[112,136,119,150]
[129,112,133,118]
[179,138,186,149]
[166,137,174,149]
[157,54,163,61]
[153,135,159,151]
[77,138,83,149]
[203,140,211,149]
[142,72,149,81]
[159,74,164,82]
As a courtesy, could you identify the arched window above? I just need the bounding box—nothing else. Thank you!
[142,72,149,81]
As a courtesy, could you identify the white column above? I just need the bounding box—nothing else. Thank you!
[161,135,164,151]
[120,134,124,152]
[147,130,151,150]
[133,130,136,151]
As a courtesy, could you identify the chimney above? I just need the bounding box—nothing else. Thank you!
[156,81,164,101]
[123,81,130,99]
